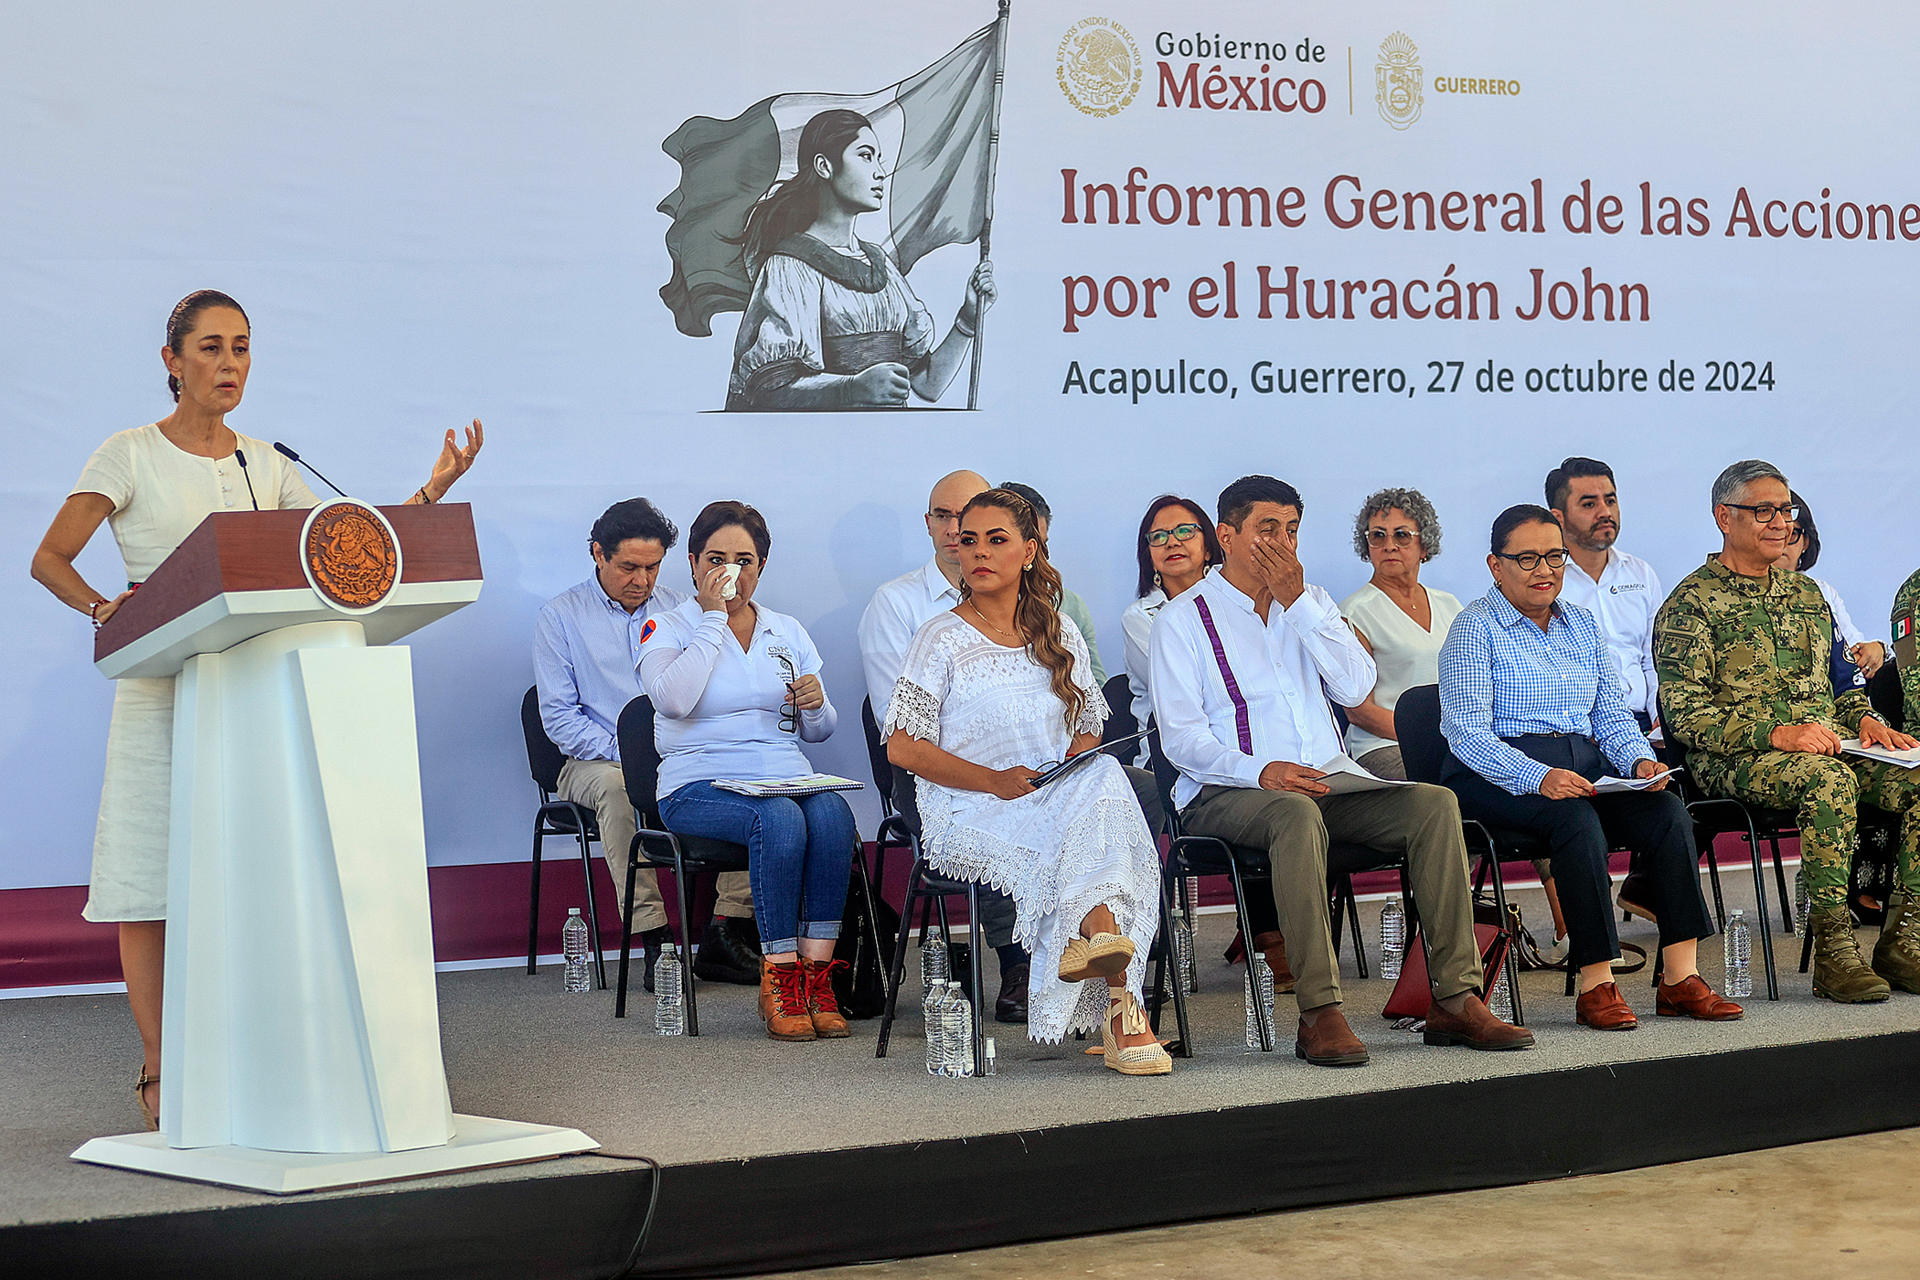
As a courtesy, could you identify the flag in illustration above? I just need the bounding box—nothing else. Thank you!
[658,20,1002,338]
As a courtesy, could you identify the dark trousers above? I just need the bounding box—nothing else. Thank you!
[1442,735,1714,971]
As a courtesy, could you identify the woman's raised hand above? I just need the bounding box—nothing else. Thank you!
[424,419,484,500]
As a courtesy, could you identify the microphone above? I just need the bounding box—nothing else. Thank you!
[273,441,347,498]
[231,447,261,511]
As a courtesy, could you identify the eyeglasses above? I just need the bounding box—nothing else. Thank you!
[1785,526,1806,545]
[774,653,798,734]
[925,508,963,527]
[1146,523,1202,547]
[1493,549,1569,571]
[1722,502,1800,525]
[1366,528,1419,546]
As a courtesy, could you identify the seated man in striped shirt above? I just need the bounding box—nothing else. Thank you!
[1151,475,1532,1066]
[1438,504,1736,1030]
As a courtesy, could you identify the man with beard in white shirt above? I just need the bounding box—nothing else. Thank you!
[1549,457,1667,927]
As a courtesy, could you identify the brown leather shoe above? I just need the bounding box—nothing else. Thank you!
[1655,973,1744,1021]
[1575,980,1639,1030]
[1422,993,1536,1050]
[1253,930,1297,995]
[761,959,816,1041]
[800,957,851,1038]
[1294,1007,1370,1066]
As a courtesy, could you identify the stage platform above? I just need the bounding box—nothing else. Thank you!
[7,884,1920,1279]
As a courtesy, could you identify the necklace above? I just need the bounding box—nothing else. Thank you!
[967,600,1021,643]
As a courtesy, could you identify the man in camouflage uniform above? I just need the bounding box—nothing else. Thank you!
[1894,568,1920,731]
[1654,460,1920,1002]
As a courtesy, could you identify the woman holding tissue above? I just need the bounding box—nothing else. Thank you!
[638,500,857,1042]
[1436,505,1736,1030]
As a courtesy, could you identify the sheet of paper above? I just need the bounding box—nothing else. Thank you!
[1589,768,1682,794]
[1312,752,1421,794]
[1840,740,1920,769]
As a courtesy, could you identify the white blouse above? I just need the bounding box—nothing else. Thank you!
[1338,581,1464,759]
[637,600,837,801]
[71,423,319,580]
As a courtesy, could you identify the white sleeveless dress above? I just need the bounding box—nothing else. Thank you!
[884,611,1162,1042]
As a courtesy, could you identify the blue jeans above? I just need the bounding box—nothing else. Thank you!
[658,782,857,955]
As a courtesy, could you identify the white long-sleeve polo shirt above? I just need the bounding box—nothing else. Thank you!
[637,600,837,802]
[1150,568,1377,810]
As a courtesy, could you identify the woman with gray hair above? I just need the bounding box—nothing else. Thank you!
[1338,488,1463,779]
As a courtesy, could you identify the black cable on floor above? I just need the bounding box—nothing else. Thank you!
[593,1151,663,1279]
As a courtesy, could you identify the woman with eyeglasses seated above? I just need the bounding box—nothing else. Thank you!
[1437,504,1739,1030]
[1336,488,1464,781]
[1121,494,1224,751]
[638,500,857,1043]
[886,489,1172,1074]
[1773,491,1887,682]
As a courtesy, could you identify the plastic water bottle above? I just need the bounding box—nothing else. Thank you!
[920,929,950,989]
[942,981,976,1077]
[1486,961,1514,1023]
[1185,875,1203,915]
[923,981,950,1075]
[1794,865,1810,937]
[653,944,685,1034]
[561,908,591,992]
[1243,953,1275,1050]
[1724,909,1753,998]
[1380,897,1407,981]
[1171,908,1195,996]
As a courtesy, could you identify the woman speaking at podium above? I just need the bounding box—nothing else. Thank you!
[29,289,483,1129]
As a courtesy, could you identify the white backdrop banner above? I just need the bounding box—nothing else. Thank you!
[4,1,1916,894]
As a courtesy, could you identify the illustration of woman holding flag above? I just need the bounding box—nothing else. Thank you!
[726,109,995,410]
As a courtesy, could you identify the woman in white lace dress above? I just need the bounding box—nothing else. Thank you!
[884,489,1171,1074]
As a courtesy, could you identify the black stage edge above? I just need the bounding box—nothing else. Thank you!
[9,1032,1920,1280]
[637,1030,1920,1279]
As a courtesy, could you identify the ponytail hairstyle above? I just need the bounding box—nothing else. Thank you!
[735,109,874,278]
[164,289,249,402]
[957,488,1088,732]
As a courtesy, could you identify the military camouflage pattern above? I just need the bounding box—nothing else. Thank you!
[1892,566,1920,731]
[1654,555,1920,907]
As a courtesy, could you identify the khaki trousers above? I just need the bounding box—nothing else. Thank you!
[557,758,753,932]
[1182,782,1481,1011]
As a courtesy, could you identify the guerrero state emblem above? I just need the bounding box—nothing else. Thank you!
[1057,17,1142,117]
[300,499,402,613]
[1375,32,1423,129]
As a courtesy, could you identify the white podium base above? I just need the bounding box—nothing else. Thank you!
[70,1114,599,1195]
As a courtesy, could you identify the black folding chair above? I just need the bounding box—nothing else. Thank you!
[612,696,748,1029]
[519,685,606,988]
[1389,685,1551,1021]
[1144,731,1370,1051]
[611,695,887,1031]
[866,759,991,1076]
[1099,673,1140,761]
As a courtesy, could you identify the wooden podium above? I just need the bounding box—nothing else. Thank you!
[71,502,596,1193]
